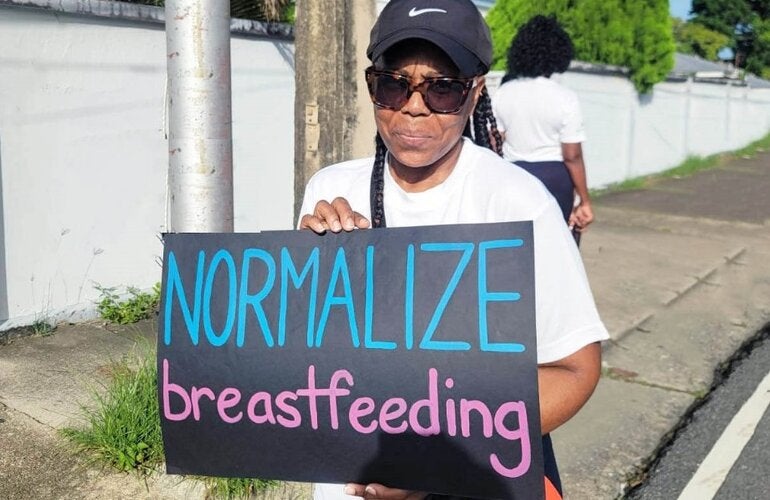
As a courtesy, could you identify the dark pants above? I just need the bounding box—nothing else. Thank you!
[514,161,580,245]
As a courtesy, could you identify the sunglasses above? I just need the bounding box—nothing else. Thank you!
[365,67,477,114]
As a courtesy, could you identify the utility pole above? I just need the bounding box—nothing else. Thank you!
[293,0,377,222]
[166,0,234,232]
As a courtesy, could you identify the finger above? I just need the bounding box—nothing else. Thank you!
[344,483,366,497]
[299,214,328,234]
[315,200,343,233]
[362,483,424,500]
[353,211,371,229]
[331,197,357,231]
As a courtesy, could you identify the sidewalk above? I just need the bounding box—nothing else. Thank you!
[2,150,769,499]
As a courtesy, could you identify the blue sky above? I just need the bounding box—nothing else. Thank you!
[670,0,693,20]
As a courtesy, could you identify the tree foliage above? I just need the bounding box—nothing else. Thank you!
[673,18,730,61]
[487,0,675,93]
[692,0,770,74]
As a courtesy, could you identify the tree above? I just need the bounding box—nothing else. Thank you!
[623,0,676,92]
[673,18,730,61]
[691,0,753,34]
[692,0,770,74]
[487,0,675,93]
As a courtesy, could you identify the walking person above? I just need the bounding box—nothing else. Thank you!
[492,15,594,243]
[301,2,608,498]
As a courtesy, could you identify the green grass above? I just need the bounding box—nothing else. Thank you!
[592,132,770,197]
[201,476,279,499]
[62,350,164,474]
[61,347,277,499]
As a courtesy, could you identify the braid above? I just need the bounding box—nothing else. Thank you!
[472,88,503,157]
[369,133,388,228]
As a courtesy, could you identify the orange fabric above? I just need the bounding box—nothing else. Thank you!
[545,477,563,500]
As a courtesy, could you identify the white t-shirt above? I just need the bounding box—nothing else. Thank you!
[300,138,608,365]
[492,76,586,162]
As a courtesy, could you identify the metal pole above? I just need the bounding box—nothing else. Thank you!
[166,0,233,232]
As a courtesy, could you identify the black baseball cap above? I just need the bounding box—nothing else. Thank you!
[367,0,493,77]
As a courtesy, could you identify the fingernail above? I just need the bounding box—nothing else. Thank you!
[344,485,355,495]
[365,486,376,496]
[344,217,354,230]
[332,220,342,232]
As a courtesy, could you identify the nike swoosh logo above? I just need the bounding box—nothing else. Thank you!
[408,7,448,17]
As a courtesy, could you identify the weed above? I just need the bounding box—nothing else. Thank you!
[61,350,163,474]
[31,317,56,336]
[95,283,161,325]
[201,476,279,499]
[61,347,278,498]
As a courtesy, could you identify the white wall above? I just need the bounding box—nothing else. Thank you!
[489,70,770,189]
[3,3,770,330]
[0,6,295,329]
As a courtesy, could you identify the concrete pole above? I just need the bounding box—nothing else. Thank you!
[166,0,234,232]
[293,0,377,222]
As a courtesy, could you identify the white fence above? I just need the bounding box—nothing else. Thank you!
[2,2,770,330]
[487,70,770,188]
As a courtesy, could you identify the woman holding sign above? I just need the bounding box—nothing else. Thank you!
[300,1,608,499]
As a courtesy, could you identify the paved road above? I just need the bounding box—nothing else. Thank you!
[626,327,770,499]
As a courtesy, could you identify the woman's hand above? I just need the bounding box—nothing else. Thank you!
[569,201,594,233]
[344,483,427,500]
[299,197,370,234]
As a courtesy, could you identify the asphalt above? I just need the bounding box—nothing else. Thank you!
[1,149,769,499]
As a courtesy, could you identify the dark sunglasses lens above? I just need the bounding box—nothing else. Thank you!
[373,74,408,109]
[426,80,467,113]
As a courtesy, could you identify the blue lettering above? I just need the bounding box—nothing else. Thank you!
[203,249,237,347]
[364,245,395,350]
[315,248,360,348]
[420,242,474,351]
[478,239,524,353]
[164,250,204,346]
[278,247,319,347]
[237,249,277,348]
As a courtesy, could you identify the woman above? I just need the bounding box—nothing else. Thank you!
[492,15,594,243]
[300,1,608,499]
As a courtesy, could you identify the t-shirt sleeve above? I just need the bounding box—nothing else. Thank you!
[532,200,608,363]
[559,91,586,144]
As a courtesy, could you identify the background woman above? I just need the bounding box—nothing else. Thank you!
[492,15,594,243]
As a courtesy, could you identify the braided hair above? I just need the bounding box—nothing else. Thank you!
[369,87,502,228]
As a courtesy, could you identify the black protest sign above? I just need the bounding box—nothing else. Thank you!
[158,222,544,499]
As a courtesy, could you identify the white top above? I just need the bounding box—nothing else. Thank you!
[492,76,586,162]
[300,138,608,365]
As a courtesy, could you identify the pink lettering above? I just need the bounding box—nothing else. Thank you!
[460,399,494,438]
[327,369,353,429]
[490,401,531,478]
[296,365,352,429]
[247,391,276,424]
[379,398,408,434]
[162,359,191,421]
[191,386,215,421]
[275,391,301,428]
[408,367,440,436]
[217,388,243,424]
[349,397,378,434]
